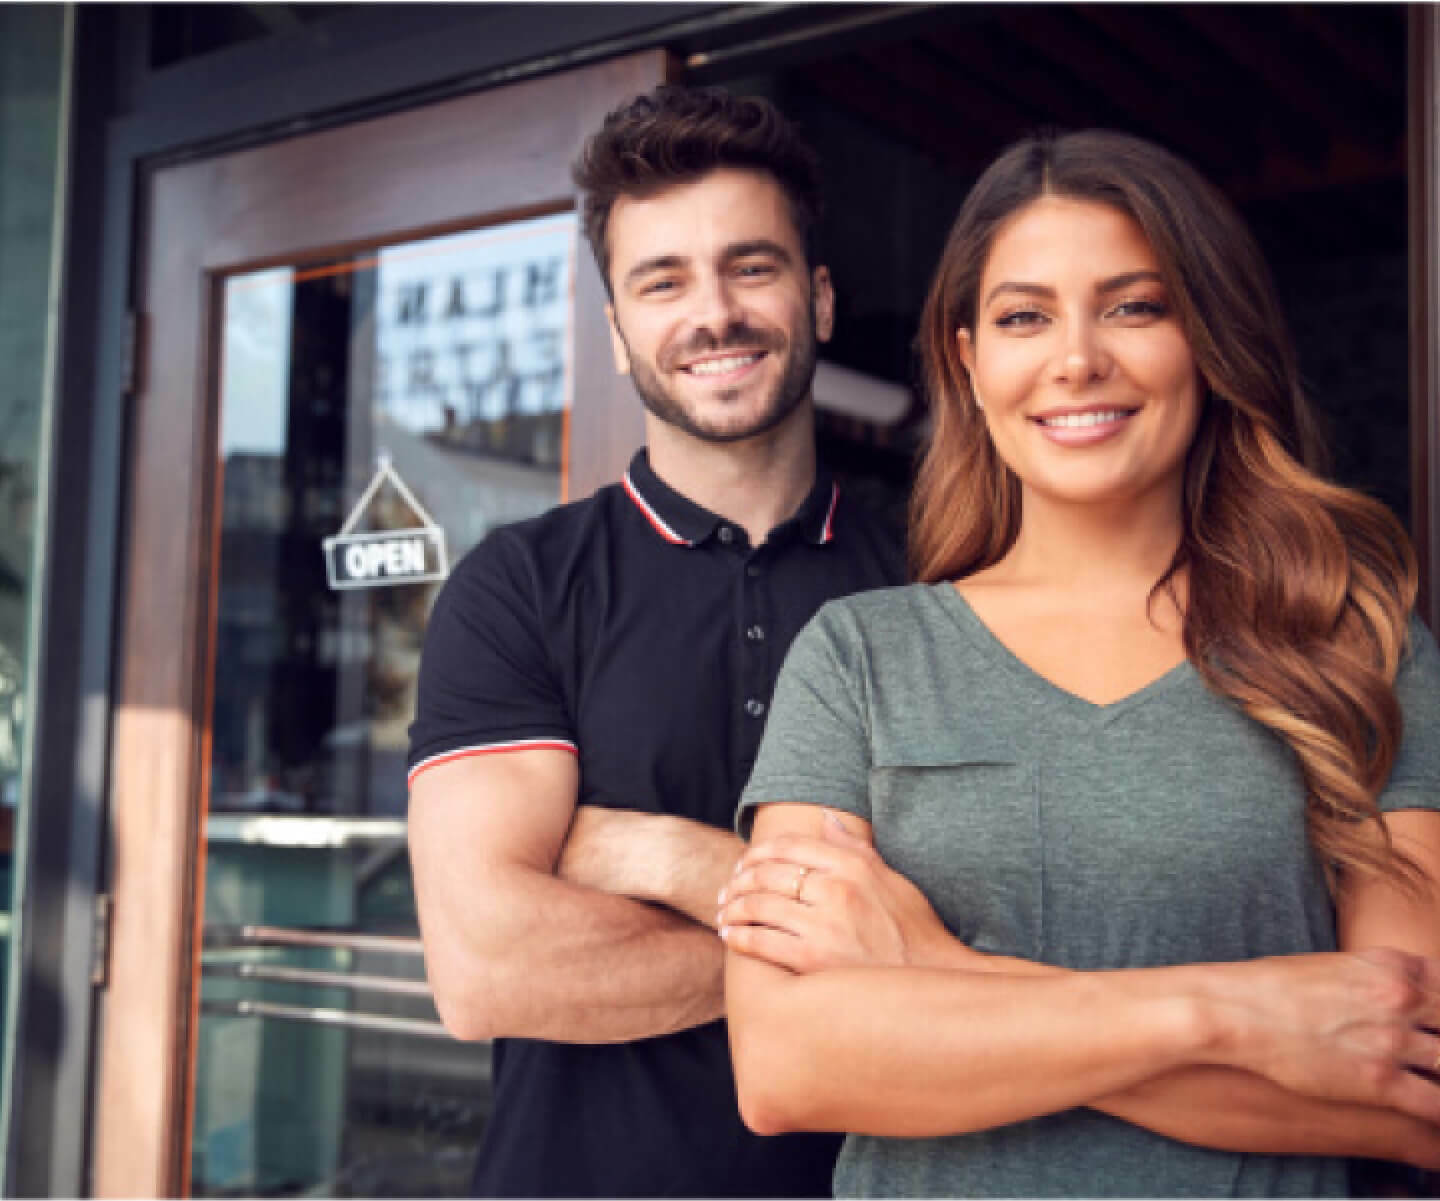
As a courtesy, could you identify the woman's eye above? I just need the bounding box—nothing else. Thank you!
[1110,298,1168,320]
[995,309,1046,329]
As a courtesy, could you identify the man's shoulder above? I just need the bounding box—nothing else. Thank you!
[451,483,628,578]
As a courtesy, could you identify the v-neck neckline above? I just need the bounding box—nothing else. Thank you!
[932,581,1196,723]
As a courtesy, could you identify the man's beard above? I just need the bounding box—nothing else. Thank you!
[624,309,819,445]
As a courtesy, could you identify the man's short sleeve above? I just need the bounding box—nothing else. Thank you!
[1379,615,1440,814]
[736,601,871,838]
[406,529,574,785]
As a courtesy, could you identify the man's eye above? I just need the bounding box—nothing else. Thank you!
[735,262,776,278]
[640,279,678,295]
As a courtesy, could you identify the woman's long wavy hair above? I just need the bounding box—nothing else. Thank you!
[913,129,1423,895]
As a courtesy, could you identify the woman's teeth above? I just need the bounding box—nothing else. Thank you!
[1037,410,1132,428]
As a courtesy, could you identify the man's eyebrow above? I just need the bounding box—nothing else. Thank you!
[721,239,793,265]
[982,270,1166,307]
[623,255,687,287]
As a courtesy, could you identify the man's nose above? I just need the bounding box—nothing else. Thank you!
[689,272,745,333]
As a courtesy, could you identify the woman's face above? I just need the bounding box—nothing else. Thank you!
[957,196,1202,515]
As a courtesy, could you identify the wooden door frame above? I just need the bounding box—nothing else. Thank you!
[94,50,670,1197]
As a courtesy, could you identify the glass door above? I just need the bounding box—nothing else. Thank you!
[96,52,667,1196]
[193,215,573,1196]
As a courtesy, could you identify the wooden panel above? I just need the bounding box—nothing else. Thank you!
[1410,7,1439,631]
[93,49,667,1197]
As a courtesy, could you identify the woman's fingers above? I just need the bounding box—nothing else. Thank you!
[722,858,828,908]
[736,831,872,879]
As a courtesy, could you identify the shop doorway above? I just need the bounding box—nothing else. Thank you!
[96,50,669,1197]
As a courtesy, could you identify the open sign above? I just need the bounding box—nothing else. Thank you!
[324,526,447,590]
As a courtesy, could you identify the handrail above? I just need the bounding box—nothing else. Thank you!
[205,961,433,997]
[203,998,452,1039]
[238,924,424,954]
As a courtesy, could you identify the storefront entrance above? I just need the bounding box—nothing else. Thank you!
[88,4,1439,1196]
[94,51,667,1196]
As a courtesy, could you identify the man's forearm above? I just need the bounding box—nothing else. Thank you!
[427,862,724,1044]
[558,806,744,927]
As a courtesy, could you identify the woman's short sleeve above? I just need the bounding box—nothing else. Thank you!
[736,602,871,839]
[1379,616,1440,813]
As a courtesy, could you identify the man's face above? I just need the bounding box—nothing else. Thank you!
[605,168,834,444]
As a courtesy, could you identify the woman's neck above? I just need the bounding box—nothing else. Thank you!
[992,486,1185,607]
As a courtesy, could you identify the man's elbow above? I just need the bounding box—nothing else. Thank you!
[431,986,498,1043]
[425,952,521,1042]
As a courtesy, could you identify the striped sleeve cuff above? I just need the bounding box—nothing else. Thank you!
[407,738,579,786]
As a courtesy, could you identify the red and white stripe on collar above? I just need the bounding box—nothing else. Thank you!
[622,470,693,546]
[407,738,578,786]
[819,482,839,544]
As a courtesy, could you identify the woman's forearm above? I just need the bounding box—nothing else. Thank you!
[726,947,1440,1143]
[1098,1066,1440,1168]
[941,946,1440,1167]
[728,953,1215,1137]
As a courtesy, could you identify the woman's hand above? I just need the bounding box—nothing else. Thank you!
[718,811,974,973]
[1202,948,1440,1123]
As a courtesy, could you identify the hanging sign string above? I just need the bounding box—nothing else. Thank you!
[334,451,442,539]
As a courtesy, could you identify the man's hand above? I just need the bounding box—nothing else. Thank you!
[558,806,744,929]
[718,809,972,972]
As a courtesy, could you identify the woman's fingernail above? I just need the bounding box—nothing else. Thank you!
[718,925,730,941]
[717,887,727,905]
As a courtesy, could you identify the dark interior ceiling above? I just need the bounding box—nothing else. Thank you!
[773,4,1407,260]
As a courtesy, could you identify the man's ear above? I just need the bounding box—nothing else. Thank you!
[812,266,836,344]
[605,304,631,375]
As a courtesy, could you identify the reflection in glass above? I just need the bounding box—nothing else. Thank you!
[194,213,573,1196]
[0,3,67,1132]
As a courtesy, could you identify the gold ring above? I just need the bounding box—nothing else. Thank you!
[792,866,812,903]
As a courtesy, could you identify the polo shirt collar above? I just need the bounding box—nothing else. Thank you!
[621,449,840,548]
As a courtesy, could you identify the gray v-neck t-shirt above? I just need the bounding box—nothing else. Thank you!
[737,582,1440,1198]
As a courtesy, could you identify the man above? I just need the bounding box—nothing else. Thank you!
[406,85,904,1197]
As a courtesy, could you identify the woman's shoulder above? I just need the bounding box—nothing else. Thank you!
[810,581,953,638]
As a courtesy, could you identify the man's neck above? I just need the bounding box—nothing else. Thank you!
[644,409,817,548]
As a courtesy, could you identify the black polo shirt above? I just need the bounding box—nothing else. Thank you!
[408,448,904,1198]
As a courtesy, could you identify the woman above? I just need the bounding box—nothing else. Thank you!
[719,129,1440,1197]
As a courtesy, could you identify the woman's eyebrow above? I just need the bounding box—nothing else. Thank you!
[982,281,1054,306]
[1096,269,1165,294]
[982,270,1165,307]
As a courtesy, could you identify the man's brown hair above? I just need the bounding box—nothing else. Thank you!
[572,85,823,291]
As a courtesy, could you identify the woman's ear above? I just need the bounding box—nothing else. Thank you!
[955,327,975,374]
[955,328,982,410]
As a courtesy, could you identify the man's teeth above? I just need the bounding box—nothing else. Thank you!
[687,354,760,377]
[1039,410,1131,428]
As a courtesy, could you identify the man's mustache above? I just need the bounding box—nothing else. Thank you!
[661,322,784,369]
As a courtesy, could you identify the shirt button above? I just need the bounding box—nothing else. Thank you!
[744,699,766,718]
[717,526,735,544]
[746,564,761,578]
[745,625,765,642]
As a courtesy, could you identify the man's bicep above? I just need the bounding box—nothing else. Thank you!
[409,748,581,879]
